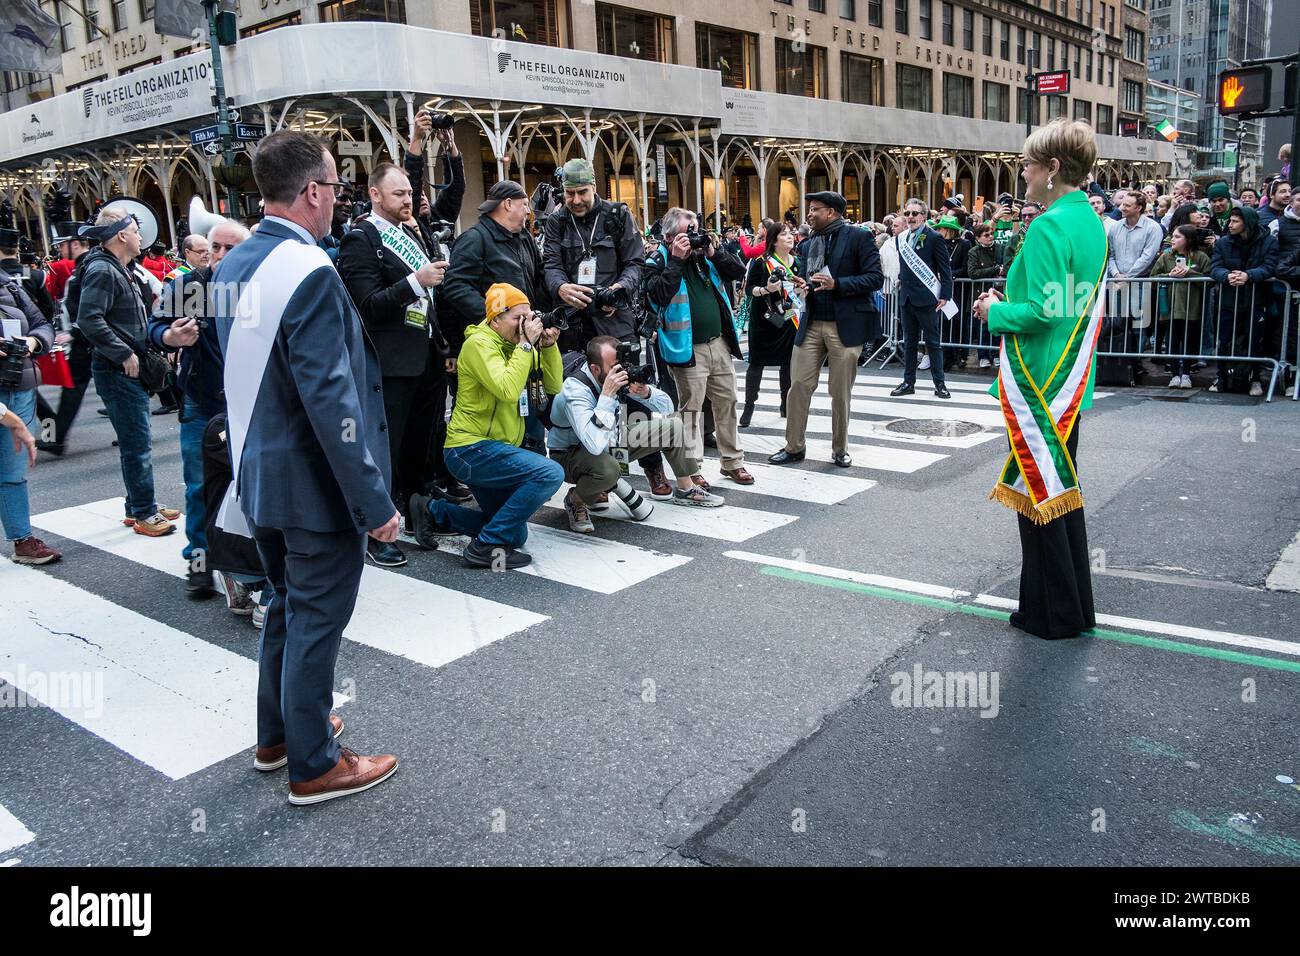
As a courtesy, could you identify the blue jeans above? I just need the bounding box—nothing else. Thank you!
[180,397,209,561]
[92,358,157,520]
[434,440,564,549]
[0,387,36,542]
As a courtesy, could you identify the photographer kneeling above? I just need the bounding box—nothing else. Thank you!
[408,283,563,569]
[549,335,722,534]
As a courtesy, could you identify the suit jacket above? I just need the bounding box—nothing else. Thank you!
[216,217,392,535]
[795,223,884,348]
[337,216,445,379]
[895,225,953,308]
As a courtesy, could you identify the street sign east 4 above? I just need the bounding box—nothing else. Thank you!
[1218,66,1270,115]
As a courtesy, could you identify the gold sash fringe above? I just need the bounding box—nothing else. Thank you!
[988,484,1084,525]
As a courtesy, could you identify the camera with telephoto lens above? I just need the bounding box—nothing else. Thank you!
[614,341,654,400]
[586,285,631,315]
[0,336,30,388]
[422,110,455,131]
[535,307,572,332]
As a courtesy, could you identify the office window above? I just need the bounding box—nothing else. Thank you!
[1108,55,1115,86]
[919,0,931,40]
[1031,32,1041,68]
[961,7,972,51]
[320,0,406,23]
[981,15,991,55]
[138,0,153,18]
[809,0,825,10]
[866,0,879,26]
[1047,94,1068,119]
[1097,103,1113,134]
[896,63,932,111]
[470,0,560,45]
[1000,21,1009,60]
[696,23,760,90]
[941,2,953,45]
[1073,99,1092,122]
[895,0,908,34]
[775,0,791,4]
[82,0,100,43]
[1124,26,1144,61]
[111,0,126,31]
[1047,37,1055,70]
[595,4,675,62]
[943,72,973,117]
[1122,78,1142,111]
[240,13,301,36]
[58,0,75,50]
[842,52,883,105]
[1016,25,1024,64]
[1074,44,1081,78]
[1086,49,1093,82]
[775,38,828,98]
[843,0,858,21]
[983,80,1009,121]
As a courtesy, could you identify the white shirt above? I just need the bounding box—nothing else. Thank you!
[263,215,315,245]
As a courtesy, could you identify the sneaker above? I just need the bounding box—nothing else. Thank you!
[252,602,267,630]
[186,568,215,595]
[131,513,176,537]
[407,493,457,550]
[430,479,473,504]
[365,538,407,567]
[919,354,931,370]
[1167,375,1181,389]
[35,440,65,456]
[564,490,595,534]
[589,491,610,512]
[463,537,532,569]
[670,486,725,508]
[642,463,673,500]
[978,358,991,369]
[993,357,1000,368]
[215,571,255,616]
[123,506,180,526]
[1180,374,1193,389]
[12,535,61,565]
[1249,381,1264,397]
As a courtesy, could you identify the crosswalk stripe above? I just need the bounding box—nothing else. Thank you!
[544,488,798,542]
[752,391,1006,428]
[0,804,35,855]
[433,525,692,594]
[1,559,264,780]
[757,368,1113,401]
[725,432,946,472]
[758,379,1001,407]
[31,498,549,669]
[744,408,1001,449]
[692,458,876,504]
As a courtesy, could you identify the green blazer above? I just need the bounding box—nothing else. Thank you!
[986,190,1109,410]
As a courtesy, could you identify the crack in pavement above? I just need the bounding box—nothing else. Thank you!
[24,609,103,650]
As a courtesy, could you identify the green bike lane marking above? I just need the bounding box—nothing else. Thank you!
[760,566,1300,675]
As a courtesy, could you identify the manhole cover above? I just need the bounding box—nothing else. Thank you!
[884,418,983,437]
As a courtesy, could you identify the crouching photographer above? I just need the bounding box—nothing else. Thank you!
[548,335,724,533]
[407,283,564,570]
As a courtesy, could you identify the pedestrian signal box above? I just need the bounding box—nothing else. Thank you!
[1217,66,1270,115]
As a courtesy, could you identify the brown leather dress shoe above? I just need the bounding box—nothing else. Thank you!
[288,748,399,806]
[721,466,755,485]
[690,474,712,491]
[253,714,345,772]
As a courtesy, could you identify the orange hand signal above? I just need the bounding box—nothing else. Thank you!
[1222,75,1244,108]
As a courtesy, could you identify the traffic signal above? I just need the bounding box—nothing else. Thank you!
[1217,65,1270,114]
[215,10,237,46]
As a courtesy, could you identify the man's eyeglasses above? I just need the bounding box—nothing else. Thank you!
[905,210,926,217]
[299,180,351,197]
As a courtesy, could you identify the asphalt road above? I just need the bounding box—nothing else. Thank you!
[2,367,1298,866]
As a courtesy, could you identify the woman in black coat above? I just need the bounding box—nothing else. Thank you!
[739,221,799,426]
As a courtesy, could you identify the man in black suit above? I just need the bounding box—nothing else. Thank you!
[337,158,449,567]
[769,191,883,469]
[890,197,954,399]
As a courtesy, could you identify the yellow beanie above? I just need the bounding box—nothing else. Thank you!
[485,282,530,321]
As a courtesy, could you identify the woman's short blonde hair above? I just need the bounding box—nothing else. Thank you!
[1023,118,1097,188]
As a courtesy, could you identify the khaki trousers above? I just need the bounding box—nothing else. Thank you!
[669,336,744,471]
[560,414,698,505]
[784,320,860,456]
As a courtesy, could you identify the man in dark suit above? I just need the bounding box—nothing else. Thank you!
[891,197,954,399]
[769,191,884,469]
[337,154,453,567]
[215,131,399,806]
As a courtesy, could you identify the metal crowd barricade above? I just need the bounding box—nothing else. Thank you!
[933,276,1296,403]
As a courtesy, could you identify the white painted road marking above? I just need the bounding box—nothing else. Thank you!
[0,804,34,855]
[692,457,877,503]
[1265,530,1300,594]
[745,407,1001,449]
[725,431,947,472]
[544,488,798,542]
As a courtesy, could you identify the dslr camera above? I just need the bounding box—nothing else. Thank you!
[614,340,654,399]
[585,285,631,315]
[534,307,572,332]
[421,109,455,131]
[686,228,712,252]
[0,336,30,389]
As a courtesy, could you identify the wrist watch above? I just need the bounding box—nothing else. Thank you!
[518,341,534,353]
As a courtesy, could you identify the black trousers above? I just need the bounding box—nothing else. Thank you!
[1012,419,1096,639]
[383,362,441,519]
[901,301,945,387]
[744,361,791,412]
[34,337,93,444]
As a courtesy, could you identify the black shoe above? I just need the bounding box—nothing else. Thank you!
[36,440,65,457]
[463,537,532,569]
[365,538,407,567]
[407,493,457,550]
[890,383,914,397]
[832,452,852,468]
[934,385,951,399]
[152,405,178,416]
[186,568,215,595]
[96,407,109,417]
[703,433,717,448]
[779,404,787,418]
[436,478,473,503]
[739,405,753,428]
[768,448,805,465]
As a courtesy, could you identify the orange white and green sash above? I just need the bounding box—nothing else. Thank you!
[990,276,1106,524]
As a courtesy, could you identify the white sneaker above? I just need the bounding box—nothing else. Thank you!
[919,354,931,370]
[993,357,1001,368]
[1167,376,1181,389]
[252,602,266,630]
[215,571,255,616]
[1249,381,1264,397]
[1180,374,1193,389]
[978,358,991,369]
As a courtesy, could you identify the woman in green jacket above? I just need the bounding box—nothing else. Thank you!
[1150,225,1212,387]
[975,119,1109,641]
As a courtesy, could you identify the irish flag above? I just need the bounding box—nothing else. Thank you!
[1155,119,1178,141]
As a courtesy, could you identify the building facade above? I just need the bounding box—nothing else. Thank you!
[1,0,1168,249]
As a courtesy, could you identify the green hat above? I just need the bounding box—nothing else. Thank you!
[936,215,961,231]
[1206,181,1231,200]
[561,158,596,188]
